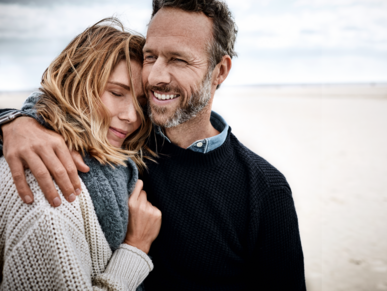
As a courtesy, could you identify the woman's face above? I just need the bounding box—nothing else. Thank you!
[100,60,146,148]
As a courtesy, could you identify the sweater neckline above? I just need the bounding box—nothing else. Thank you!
[154,127,234,167]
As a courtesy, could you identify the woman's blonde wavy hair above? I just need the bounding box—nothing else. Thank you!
[35,18,154,171]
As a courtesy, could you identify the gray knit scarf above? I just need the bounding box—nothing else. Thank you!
[79,154,138,251]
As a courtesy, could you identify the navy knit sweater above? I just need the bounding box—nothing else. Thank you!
[141,128,306,291]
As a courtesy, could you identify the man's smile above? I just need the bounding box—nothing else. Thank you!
[154,92,179,100]
[151,90,180,102]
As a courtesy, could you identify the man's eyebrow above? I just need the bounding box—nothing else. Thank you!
[143,47,191,59]
[107,81,130,91]
[169,51,191,59]
[143,47,154,54]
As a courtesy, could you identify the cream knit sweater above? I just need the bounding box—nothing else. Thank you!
[0,157,153,290]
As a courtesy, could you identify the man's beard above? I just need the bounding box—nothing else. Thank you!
[146,70,212,128]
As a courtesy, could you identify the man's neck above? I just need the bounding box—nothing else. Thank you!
[163,106,220,149]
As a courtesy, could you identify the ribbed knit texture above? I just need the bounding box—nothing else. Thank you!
[0,157,153,290]
[80,154,138,251]
[142,128,306,291]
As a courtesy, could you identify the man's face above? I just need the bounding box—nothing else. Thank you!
[142,7,214,128]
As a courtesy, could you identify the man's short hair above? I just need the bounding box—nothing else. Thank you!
[151,0,238,76]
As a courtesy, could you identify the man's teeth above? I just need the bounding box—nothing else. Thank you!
[154,92,178,100]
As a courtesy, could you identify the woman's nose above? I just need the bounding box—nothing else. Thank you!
[118,102,137,123]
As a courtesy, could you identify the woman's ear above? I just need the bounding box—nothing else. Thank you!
[212,55,232,88]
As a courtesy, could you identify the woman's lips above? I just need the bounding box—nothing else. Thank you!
[109,127,128,139]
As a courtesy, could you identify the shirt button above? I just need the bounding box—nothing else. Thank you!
[196,142,203,148]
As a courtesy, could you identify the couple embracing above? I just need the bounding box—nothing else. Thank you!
[0,0,306,290]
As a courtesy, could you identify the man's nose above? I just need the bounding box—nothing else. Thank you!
[119,101,138,123]
[148,58,171,86]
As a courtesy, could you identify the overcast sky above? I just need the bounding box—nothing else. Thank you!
[0,0,386,91]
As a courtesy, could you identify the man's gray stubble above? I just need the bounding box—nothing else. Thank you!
[148,69,213,128]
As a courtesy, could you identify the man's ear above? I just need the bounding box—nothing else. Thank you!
[212,55,232,88]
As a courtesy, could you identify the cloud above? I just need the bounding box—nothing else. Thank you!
[0,0,138,6]
[0,1,152,90]
[226,52,387,85]
[0,0,386,90]
[0,2,152,40]
[295,0,387,7]
[233,1,387,51]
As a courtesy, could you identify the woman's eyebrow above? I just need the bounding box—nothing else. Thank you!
[107,81,131,91]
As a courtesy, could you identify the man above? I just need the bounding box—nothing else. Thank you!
[0,0,306,290]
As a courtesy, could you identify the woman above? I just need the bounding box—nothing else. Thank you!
[0,18,160,290]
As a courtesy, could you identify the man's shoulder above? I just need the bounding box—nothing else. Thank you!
[229,133,290,191]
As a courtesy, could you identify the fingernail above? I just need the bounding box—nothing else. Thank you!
[68,194,76,202]
[75,188,81,195]
[24,196,33,204]
[53,197,61,207]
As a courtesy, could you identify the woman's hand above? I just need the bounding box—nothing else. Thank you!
[124,180,162,254]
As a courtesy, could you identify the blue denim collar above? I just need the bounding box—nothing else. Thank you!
[156,111,229,154]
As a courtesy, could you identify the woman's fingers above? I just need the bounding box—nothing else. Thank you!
[130,180,144,201]
[147,202,162,235]
[138,189,148,204]
[125,186,162,254]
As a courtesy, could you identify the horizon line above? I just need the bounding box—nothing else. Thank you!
[1,82,387,93]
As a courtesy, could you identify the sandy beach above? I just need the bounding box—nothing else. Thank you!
[1,84,387,291]
[213,84,387,291]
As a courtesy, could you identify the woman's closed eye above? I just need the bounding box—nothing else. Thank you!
[110,91,123,97]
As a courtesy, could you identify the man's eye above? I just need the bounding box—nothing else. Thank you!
[174,58,186,63]
[145,55,156,61]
